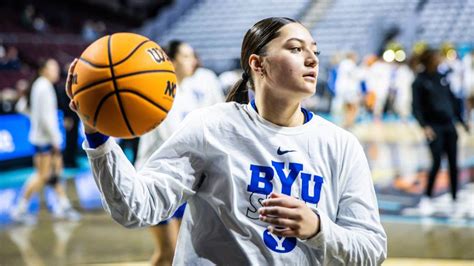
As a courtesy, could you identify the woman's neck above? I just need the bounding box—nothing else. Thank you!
[176,70,189,84]
[254,93,304,127]
[176,74,185,84]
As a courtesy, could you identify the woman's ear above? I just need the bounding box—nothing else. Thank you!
[249,54,264,76]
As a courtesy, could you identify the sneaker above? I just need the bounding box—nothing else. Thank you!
[53,207,82,222]
[419,196,434,217]
[450,199,470,221]
[10,209,37,226]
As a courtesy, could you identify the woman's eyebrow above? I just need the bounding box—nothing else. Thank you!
[286,38,317,47]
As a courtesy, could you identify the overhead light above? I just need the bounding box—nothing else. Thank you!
[383,50,395,62]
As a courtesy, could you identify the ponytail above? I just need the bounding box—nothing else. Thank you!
[225,78,249,104]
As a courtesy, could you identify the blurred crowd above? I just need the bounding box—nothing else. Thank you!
[308,42,474,129]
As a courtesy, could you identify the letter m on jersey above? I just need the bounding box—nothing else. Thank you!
[247,162,324,204]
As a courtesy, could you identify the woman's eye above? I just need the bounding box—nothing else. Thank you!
[314,51,321,56]
[291,47,302,52]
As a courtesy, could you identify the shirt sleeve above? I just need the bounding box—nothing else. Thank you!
[134,127,164,170]
[304,135,387,265]
[83,109,208,228]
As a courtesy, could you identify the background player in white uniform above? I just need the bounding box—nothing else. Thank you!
[334,51,362,128]
[11,58,80,224]
[66,17,386,265]
[135,40,224,266]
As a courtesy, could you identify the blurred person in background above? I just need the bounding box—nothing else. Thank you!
[334,51,362,128]
[187,52,225,108]
[82,20,98,42]
[135,40,223,266]
[359,55,377,115]
[0,46,22,70]
[14,79,30,114]
[56,62,80,168]
[439,43,464,99]
[81,20,107,42]
[365,55,392,122]
[393,53,415,121]
[0,87,18,114]
[412,49,469,216]
[10,58,81,225]
[32,15,48,33]
[20,4,35,31]
[219,58,243,96]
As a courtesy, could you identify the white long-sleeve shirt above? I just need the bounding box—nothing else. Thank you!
[28,76,61,147]
[84,102,387,265]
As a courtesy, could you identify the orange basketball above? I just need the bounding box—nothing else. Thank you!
[71,32,177,138]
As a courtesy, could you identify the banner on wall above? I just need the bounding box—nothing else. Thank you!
[0,112,65,162]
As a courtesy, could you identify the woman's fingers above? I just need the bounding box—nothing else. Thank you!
[69,99,78,112]
[259,215,297,228]
[260,192,320,239]
[267,226,296,237]
[259,206,301,220]
[262,193,302,208]
[65,58,79,99]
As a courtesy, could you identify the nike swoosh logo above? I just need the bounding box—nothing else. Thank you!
[277,147,296,155]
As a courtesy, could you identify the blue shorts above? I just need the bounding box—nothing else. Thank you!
[158,203,186,225]
[34,145,53,154]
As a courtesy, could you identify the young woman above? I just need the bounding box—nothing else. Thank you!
[12,58,80,224]
[66,17,386,265]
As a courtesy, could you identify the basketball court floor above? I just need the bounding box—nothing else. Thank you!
[1,119,473,265]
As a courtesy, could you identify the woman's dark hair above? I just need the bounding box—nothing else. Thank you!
[226,17,297,104]
[26,57,50,108]
[166,40,185,60]
[419,48,439,71]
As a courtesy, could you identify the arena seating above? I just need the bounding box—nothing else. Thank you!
[141,0,472,74]
[153,0,311,73]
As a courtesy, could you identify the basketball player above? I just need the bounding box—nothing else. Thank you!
[135,40,223,266]
[11,58,81,224]
[334,51,362,128]
[66,17,386,264]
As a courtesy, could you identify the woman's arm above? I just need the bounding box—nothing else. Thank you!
[65,59,207,228]
[305,136,387,264]
[84,110,208,228]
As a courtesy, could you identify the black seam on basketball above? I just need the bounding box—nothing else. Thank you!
[108,35,135,136]
[119,89,169,114]
[72,70,176,97]
[114,40,151,66]
[92,91,116,127]
[79,39,151,68]
[91,90,169,131]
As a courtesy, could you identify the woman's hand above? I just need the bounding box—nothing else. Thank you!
[65,59,97,134]
[423,126,436,141]
[259,192,320,239]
